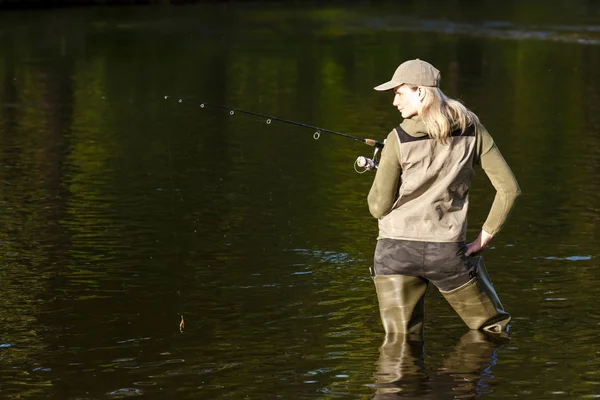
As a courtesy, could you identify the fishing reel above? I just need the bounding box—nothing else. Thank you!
[354,140,383,173]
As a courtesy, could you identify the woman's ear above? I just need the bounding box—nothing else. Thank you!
[417,87,426,101]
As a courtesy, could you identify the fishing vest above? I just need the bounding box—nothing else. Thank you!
[378,124,477,243]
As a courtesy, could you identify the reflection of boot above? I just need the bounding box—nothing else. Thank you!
[438,330,505,398]
[439,257,510,333]
[442,330,502,372]
[373,333,426,398]
[373,275,428,334]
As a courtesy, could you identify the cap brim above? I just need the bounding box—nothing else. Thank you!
[373,80,399,91]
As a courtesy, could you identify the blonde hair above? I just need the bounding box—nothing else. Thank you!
[411,86,480,144]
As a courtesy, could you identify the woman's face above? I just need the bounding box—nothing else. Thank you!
[393,85,422,118]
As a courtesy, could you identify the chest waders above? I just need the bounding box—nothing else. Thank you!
[373,256,510,334]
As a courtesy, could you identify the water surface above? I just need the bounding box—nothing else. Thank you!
[0,2,599,399]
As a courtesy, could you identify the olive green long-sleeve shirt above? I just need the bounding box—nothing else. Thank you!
[367,118,520,238]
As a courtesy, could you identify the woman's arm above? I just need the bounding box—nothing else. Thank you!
[466,128,521,255]
[367,130,402,219]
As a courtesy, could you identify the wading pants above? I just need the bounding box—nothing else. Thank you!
[372,239,510,334]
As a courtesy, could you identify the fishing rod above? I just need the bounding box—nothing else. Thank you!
[164,96,382,172]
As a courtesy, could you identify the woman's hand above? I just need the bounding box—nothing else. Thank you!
[465,230,494,256]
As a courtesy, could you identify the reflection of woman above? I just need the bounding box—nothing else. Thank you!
[368,59,520,335]
[373,331,503,399]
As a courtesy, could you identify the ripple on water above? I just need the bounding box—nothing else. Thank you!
[106,388,143,398]
[544,255,593,261]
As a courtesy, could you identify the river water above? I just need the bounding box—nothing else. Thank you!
[0,1,599,399]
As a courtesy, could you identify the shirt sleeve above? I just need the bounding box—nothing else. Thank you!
[478,127,522,236]
[367,129,402,219]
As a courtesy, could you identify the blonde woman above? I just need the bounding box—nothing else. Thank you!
[368,59,521,335]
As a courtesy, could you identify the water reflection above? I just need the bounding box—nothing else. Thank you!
[373,331,506,399]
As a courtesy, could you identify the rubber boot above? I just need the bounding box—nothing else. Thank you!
[439,257,510,334]
[373,274,428,335]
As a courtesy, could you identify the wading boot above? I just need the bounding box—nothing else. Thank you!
[373,274,428,335]
[439,257,511,334]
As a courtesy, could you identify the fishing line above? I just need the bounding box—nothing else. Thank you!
[166,129,185,333]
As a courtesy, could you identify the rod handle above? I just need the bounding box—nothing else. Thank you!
[364,138,385,149]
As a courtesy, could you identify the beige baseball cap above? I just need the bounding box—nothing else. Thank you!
[374,59,441,91]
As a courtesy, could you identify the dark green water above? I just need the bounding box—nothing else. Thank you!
[0,2,599,399]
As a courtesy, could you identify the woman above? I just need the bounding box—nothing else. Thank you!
[368,59,521,335]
